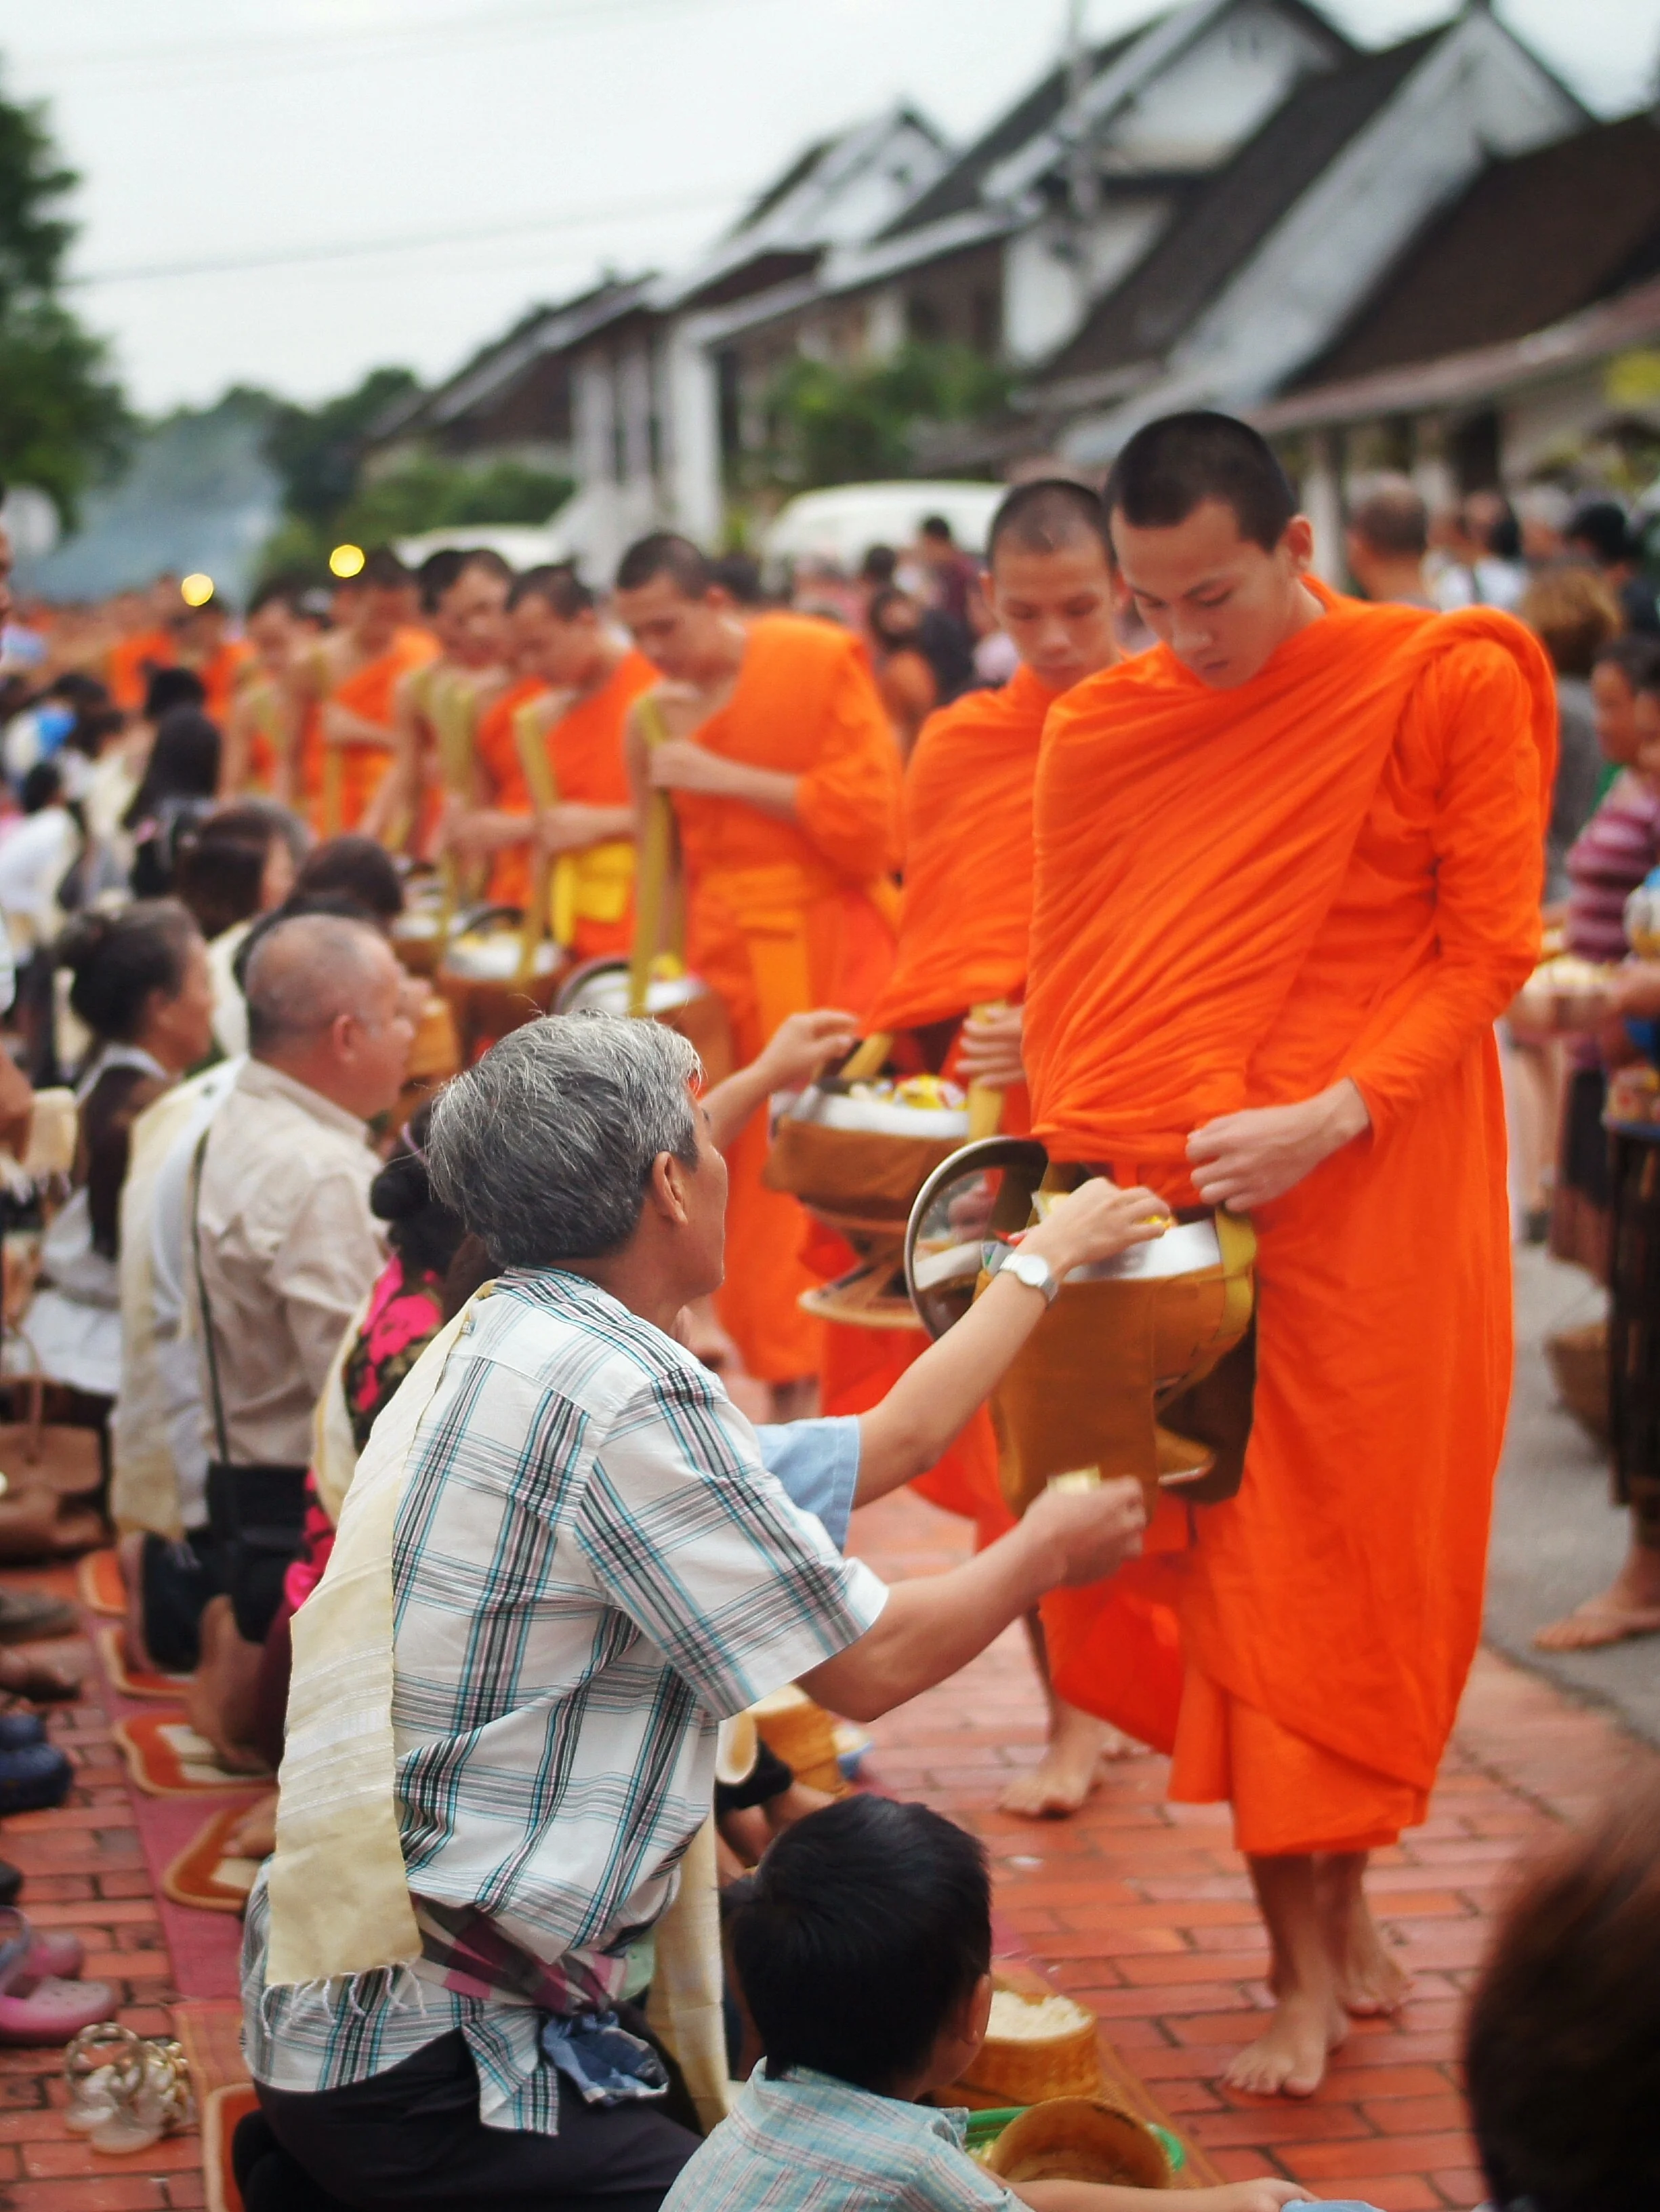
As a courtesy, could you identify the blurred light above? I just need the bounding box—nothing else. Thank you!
[180,571,215,606]
[329,543,366,579]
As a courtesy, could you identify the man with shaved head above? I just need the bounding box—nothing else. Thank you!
[825,478,1132,1818]
[1022,409,1555,2095]
[1344,477,1433,607]
[180,912,417,1763]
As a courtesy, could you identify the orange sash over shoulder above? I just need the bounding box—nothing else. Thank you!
[1027,590,1555,1849]
[672,613,902,1385]
[326,628,438,834]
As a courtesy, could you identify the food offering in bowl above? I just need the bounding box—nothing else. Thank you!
[980,2096,1172,2188]
[957,1979,1102,2107]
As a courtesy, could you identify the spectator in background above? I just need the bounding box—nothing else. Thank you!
[1522,565,1625,899]
[173,800,310,1057]
[1465,489,1528,609]
[913,514,978,638]
[125,708,222,897]
[866,586,938,759]
[0,761,78,958]
[709,552,767,608]
[286,832,403,930]
[1516,482,1574,567]
[1569,499,1660,637]
[1464,1780,1660,2212]
[1343,478,1432,606]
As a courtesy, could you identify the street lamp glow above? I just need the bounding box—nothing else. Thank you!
[329,543,366,579]
[180,572,215,607]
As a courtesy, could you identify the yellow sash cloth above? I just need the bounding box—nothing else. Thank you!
[263,1289,730,2125]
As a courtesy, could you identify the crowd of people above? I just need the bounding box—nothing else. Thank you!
[0,433,1652,2210]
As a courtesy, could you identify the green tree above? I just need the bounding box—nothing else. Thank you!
[0,76,128,526]
[264,365,423,527]
[762,341,1012,490]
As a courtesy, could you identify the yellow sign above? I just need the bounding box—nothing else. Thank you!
[180,572,215,607]
[329,543,367,579]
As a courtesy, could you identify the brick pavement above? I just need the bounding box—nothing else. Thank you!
[0,1489,1651,2209]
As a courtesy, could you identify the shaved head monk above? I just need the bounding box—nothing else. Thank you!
[292,547,436,837]
[1023,412,1554,2095]
[828,478,1137,1816]
[361,548,514,853]
[451,563,655,954]
[616,532,902,1416]
[224,580,302,796]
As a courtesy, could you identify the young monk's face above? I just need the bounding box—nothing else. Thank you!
[1111,498,1317,690]
[1592,662,1640,766]
[984,538,1119,693]
[615,574,731,682]
[439,562,510,670]
[512,596,604,688]
[247,599,296,675]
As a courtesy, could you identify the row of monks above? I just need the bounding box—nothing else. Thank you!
[102,422,1556,2098]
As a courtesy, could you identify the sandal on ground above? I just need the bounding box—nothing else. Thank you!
[0,1908,81,1995]
[0,1592,79,1645]
[0,1650,82,1702]
[0,1976,115,2045]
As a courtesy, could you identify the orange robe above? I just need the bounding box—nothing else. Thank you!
[1024,590,1554,1854]
[106,629,174,712]
[476,650,656,957]
[323,629,438,835]
[821,664,1062,1546]
[668,613,902,1383]
[193,638,253,724]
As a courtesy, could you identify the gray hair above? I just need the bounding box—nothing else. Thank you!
[243,912,392,1054]
[427,1012,702,1266]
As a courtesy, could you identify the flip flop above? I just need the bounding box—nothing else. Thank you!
[0,1592,79,1645]
[12,1931,84,1994]
[0,1976,115,2046]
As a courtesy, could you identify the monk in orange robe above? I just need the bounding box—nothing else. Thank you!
[455,563,655,958]
[223,581,302,794]
[1024,413,1555,2095]
[175,592,251,724]
[615,533,902,1413]
[104,579,179,711]
[826,480,1146,1815]
[358,549,513,855]
[291,548,436,836]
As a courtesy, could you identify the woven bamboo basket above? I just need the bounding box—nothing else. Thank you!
[750,1685,847,1797]
[959,1980,1102,2106]
[983,2097,1171,2188]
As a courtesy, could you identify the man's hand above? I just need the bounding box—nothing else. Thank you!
[1020,1478,1145,1587]
[1018,1179,1171,1277]
[1187,1079,1370,1211]
[1016,2176,1308,2210]
[956,1003,1025,1090]
[753,1009,860,1094]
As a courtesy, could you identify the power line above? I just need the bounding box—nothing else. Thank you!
[65,183,747,287]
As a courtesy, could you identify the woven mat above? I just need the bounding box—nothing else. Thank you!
[77,1547,125,1617]
[163,1804,264,1916]
[174,2001,253,2212]
[96,1622,192,1700]
[113,1711,272,1796]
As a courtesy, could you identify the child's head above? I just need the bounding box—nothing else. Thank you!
[1464,1780,1660,2212]
[729,1795,992,2099]
[1592,632,1660,767]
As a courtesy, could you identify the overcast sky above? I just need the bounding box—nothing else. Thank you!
[3,0,1657,415]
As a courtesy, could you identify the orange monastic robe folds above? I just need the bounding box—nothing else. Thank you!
[669,613,902,1384]
[325,629,438,834]
[1025,589,1555,1855]
[194,639,253,724]
[821,664,1061,1544]
[476,649,656,958]
[106,629,174,712]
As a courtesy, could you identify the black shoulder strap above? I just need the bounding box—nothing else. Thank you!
[189,1125,232,1468]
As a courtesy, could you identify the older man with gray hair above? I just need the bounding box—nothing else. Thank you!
[131,912,416,1759]
[238,1011,1159,2211]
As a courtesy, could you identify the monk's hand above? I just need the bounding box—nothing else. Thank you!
[753,1009,861,1093]
[1022,1476,1145,1588]
[647,738,739,795]
[955,1002,1025,1090]
[1018,1179,1171,1277]
[535,802,613,856]
[1186,1078,1370,1210]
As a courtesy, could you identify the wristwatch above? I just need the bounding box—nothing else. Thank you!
[999,1248,1059,1305]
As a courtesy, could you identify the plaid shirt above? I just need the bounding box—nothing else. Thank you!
[243,1270,885,2132]
[663,2066,1018,2211]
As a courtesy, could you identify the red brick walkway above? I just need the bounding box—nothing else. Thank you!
[0,1490,1653,2209]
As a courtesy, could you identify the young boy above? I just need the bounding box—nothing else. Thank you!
[667,1795,1368,2212]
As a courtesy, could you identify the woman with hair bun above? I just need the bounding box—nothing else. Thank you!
[18,901,215,1407]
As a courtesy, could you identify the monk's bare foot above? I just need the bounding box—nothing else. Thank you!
[223,1791,278,1859]
[1331,1893,1409,2017]
[1534,1544,1660,1650]
[1223,1990,1346,2098]
[186,1597,268,1776]
[999,1703,1115,1818]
